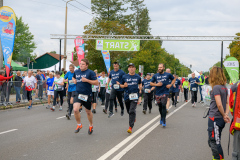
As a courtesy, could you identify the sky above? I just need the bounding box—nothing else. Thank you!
[5,0,240,72]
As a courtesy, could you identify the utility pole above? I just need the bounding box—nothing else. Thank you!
[63,0,73,70]
[0,0,3,69]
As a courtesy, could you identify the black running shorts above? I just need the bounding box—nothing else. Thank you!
[74,94,92,110]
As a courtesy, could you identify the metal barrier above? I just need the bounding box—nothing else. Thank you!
[0,80,52,107]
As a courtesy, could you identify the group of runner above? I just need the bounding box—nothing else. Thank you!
[20,58,205,134]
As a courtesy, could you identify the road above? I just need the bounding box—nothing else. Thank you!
[0,94,233,160]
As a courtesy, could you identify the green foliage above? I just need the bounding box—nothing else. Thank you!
[13,16,36,63]
[50,51,56,54]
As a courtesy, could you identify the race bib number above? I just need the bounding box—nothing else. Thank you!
[192,87,197,91]
[101,84,105,87]
[78,94,88,102]
[69,80,74,85]
[113,84,119,89]
[49,87,53,90]
[26,82,31,86]
[184,86,188,89]
[145,89,150,93]
[129,93,138,100]
[92,88,97,92]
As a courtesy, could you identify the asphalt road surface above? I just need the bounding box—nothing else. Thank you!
[0,94,233,160]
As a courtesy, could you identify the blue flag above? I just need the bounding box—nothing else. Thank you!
[101,50,110,73]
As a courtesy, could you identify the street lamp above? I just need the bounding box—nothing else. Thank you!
[63,0,74,70]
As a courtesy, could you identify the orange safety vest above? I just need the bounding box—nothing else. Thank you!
[229,81,240,135]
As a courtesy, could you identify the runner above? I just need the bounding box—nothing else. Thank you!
[198,71,205,103]
[103,77,111,114]
[142,73,155,114]
[165,68,172,112]
[150,63,175,127]
[64,64,76,120]
[92,70,99,114]
[138,72,143,105]
[72,58,98,134]
[46,72,54,109]
[106,62,125,118]
[117,63,142,133]
[50,71,64,111]
[188,73,200,107]
[98,72,107,105]
[172,75,181,107]
[21,71,37,109]
[182,78,189,102]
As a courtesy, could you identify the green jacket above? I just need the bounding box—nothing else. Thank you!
[199,74,205,86]
[182,81,189,89]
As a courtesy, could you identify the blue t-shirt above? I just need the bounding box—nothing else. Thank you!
[41,74,46,80]
[73,69,97,96]
[46,77,54,91]
[122,73,141,100]
[109,69,125,91]
[172,79,180,93]
[64,71,76,92]
[142,79,152,90]
[189,77,200,91]
[151,72,174,96]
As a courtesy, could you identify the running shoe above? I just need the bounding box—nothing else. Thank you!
[142,110,146,114]
[175,104,177,107]
[101,102,104,105]
[108,112,114,118]
[166,109,169,113]
[79,108,82,113]
[66,113,70,120]
[194,102,196,107]
[149,109,151,114]
[160,120,163,125]
[115,108,118,112]
[103,109,107,114]
[28,106,32,109]
[59,107,63,111]
[46,105,50,109]
[88,126,93,135]
[127,127,132,133]
[192,103,194,107]
[50,107,55,111]
[162,123,166,127]
[92,109,96,114]
[74,124,82,133]
[121,110,124,116]
[186,100,188,102]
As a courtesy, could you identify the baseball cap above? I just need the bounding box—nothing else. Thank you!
[128,63,135,67]
[147,73,151,76]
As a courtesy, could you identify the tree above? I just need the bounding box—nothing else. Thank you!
[13,16,36,63]
[50,51,57,54]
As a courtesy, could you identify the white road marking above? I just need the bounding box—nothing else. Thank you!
[56,114,74,119]
[112,101,190,160]
[0,129,18,135]
[97,105,173,160]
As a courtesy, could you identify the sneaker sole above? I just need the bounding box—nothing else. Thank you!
[108,114,114,118]
[127,129,132,133]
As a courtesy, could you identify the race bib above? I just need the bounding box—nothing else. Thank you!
[145,89,150,93]
[129,93,138,100]
[49,87,53,90]
[78,94,88,102]
[192,87,197,91]
[184,86,188,89]
[101,84,105,87]
[69,80,74,85]
[113,84,119,89]
[26,82,31,86]
[92,88,97,92]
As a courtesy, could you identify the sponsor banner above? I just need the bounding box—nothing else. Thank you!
[74,36,85,66]
[0,6,16,77]
[101,50,110,73]
[223,57,239,84]
[96,39,140,51]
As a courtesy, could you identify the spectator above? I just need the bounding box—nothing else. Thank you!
[1,66,13,103]
[35,70,43,100]
[22,71,28,102]
[14,71,22,103]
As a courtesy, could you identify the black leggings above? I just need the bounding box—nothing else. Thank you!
[27,91,32,101]
[100,87,106,103]
[172,92,178,105]
[53,90,64,106]
[191,91,198,104]
[92,92,98,103]
[109,89,124,112]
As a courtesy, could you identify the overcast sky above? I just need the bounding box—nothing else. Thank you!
[6,0,240,72]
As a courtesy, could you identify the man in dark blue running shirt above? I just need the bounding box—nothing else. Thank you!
[142,73,155,114]
[106,62,125,118]
[72,58,99,135]
[150,63,176,127]
[171,74,181,107]
[117,63,142,134]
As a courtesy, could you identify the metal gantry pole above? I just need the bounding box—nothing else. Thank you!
[221,41,223,68]
[59,39,62,72]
